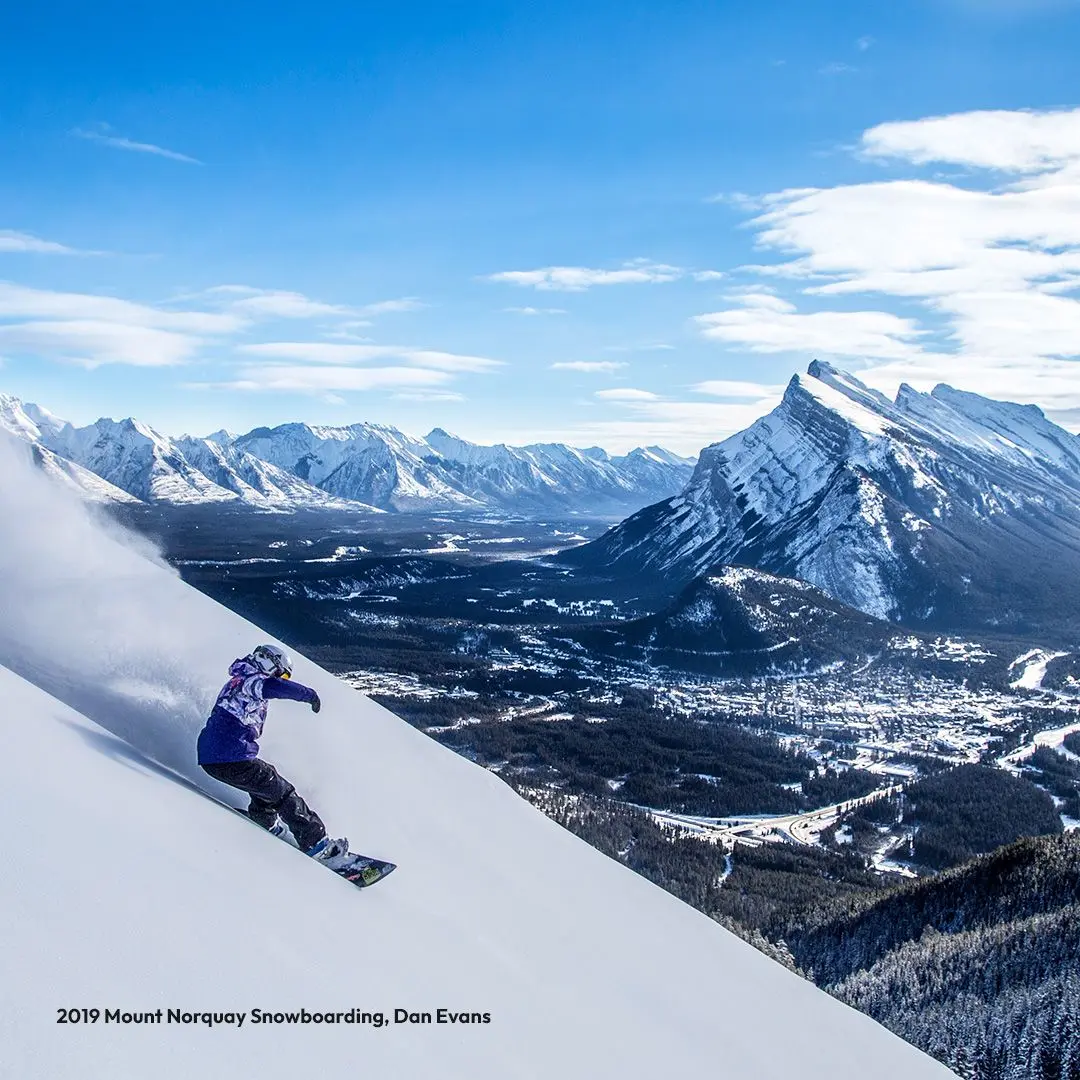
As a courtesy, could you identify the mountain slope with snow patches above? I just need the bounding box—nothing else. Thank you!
[1,391,693,514]
[0,432,951,1079]
[232,420,695,512]
[566,363,1080,636]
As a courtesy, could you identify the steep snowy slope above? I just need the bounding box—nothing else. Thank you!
[0,440,951,1079]
[567,362,1080,636]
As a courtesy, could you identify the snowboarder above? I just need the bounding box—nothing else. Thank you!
[197,644,350,867]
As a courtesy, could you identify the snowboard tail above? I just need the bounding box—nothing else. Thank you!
[333,855,397,889]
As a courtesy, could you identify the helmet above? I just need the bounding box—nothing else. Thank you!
[250,643,294,679]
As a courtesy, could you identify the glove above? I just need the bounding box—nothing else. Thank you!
[310,692,321,714]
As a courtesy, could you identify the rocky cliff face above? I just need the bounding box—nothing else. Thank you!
[565,362,1080,635]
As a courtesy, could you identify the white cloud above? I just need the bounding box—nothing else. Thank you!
[551,361,627,373]
[595,388,661,401]
[404,350,501,373]
[0,230,102,256]
[201,286,354,320]
[0,282,244,368]
[206,366,451,393]
[357,298,425,316]
[695,299,925,359]
[181,288,424,324]
[705,106,1080,411]
[860,108,1080,173]
[72,125,201,164]
[693,379,786,398]
[856,35,875,50]
[820,62,857,75]
[541,397,780,455]
[0,283,244,334]
[504,306,568,315]
[237,341,502,372]
[0,320,199,367]
[487,261,684,291]
[392,390,466,402]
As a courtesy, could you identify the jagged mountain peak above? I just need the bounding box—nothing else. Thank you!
[567,362,1080,637]
[233,418,694,512]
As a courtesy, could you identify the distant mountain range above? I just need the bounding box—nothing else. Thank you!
[564,362,1080,638]
[0,395,695,515]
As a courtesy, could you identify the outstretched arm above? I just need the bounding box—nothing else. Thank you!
[263,676,320,711]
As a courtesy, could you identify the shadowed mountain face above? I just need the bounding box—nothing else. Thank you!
[563,362,1080,638]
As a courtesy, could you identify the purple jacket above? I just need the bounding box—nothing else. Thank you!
[197,657,318,764]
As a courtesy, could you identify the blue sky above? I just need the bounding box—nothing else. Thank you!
[3,0,1080,453]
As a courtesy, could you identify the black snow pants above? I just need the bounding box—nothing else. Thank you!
[201,759,327,853]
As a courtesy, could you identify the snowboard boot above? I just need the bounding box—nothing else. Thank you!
[306,836,351,870]
[269,818,288,839]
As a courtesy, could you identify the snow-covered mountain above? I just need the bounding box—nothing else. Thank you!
[172,435,370,511]
[565,362,1080,636]
[236,421,485,510]
[0,394,140,505]
[233,421,696,512]
[1,391,693,514]
[0,431,952,1079]
[1,395,379,510]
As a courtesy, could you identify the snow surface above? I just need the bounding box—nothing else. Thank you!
[1008,649,1068,690]
[0,441,952,1079]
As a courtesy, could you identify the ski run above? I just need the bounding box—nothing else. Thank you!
[0,437,953,1077]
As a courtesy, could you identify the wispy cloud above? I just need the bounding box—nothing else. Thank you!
[201,365,452,394]
[488,260,724,292]
[0,230,103,256]
[393,390,466,402]
[0,282,243,334]
[603,343,675,353]
[504,306,568,315]
[856,35,875,51]
[237,341,502,373]
[544,396,780,455]
[356,297,425,316]
[693,379,786,398]
[487,260,685,291]
[199,286,354,320]
[181,287,424,324]
[72,124,201,164]
[819,62,857,75]
[0,282,241,367]
[551,361,627,373]
[0,320,200,367]
[595,388,660,401]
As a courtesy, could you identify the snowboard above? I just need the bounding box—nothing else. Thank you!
[219,803,397,889]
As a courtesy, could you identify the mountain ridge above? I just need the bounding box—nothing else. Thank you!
[0,392,693,515]
[564,363,1080,637]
